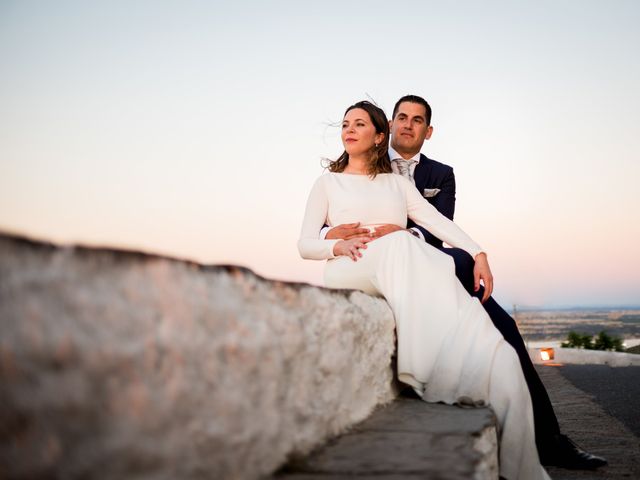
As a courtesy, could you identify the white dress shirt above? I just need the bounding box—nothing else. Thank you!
[388,146,422,178]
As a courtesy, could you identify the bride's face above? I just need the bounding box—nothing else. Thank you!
[341,108,383,157]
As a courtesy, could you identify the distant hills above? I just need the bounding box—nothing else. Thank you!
[513,308,640,341]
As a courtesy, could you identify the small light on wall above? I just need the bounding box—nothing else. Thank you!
[540,348,554,361]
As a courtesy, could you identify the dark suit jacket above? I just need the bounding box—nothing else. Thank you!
[407,154,456,249]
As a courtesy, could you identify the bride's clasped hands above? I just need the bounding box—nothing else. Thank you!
[332,236,373,261]
[330,223,411,262]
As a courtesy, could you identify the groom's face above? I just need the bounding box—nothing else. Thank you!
[390,102,433,155]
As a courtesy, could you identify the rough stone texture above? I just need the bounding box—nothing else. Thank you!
[0,233,397,480]
[274,397,498,480]
[536,366,640,480]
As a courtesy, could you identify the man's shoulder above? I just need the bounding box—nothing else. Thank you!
[419,154,454,175]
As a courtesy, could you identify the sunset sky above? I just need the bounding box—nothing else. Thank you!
[1,1,639,308]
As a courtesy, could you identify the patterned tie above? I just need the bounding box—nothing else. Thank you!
[395,159,416,180]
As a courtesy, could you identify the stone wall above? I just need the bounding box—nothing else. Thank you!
[529,346,640,366]
[0,233,397,479]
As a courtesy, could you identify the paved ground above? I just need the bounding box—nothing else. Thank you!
[274,365,640,479]
[555,365,640,437]
[274,398,498,479]
[537,365,640,480]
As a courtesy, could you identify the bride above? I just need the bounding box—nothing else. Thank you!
[298,101,551,480]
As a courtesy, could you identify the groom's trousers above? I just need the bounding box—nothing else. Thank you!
[441,247,561,455]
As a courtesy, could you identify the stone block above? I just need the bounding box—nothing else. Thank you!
[0,233,396,479]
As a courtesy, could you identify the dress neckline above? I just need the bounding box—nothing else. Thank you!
[329,172,394,177]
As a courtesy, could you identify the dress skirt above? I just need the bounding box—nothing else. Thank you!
[324,231,550,480]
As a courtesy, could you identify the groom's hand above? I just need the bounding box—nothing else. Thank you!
[473,252,494,303]
[326,222,371,240]
[370,224,404,238]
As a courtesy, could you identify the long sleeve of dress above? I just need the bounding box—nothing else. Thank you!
[298,176,340,260]
[402,177,484,259]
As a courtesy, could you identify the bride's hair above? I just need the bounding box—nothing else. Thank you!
[327,100,392,177]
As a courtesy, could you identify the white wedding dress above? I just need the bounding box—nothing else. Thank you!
[298,172,551,480]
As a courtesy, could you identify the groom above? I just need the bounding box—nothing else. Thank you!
[324,94,607,470]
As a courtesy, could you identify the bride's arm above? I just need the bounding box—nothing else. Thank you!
[402,177,483,259]
[402,177,494,301]
[297,176,341,260]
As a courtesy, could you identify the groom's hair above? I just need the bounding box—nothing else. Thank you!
[392,95,432,125]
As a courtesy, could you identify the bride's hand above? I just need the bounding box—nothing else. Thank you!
[473,252,494,303]
[333,237,373,261]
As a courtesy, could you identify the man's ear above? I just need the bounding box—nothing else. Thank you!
[388,119,393,130]
[424,125,434,140]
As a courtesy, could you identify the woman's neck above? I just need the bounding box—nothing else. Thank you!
[344,155,368,174]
